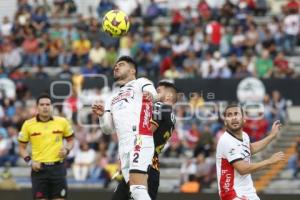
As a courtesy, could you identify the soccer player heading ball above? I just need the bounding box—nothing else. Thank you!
[92,56,157,200]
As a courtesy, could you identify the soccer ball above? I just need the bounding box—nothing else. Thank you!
[102,10,130,37]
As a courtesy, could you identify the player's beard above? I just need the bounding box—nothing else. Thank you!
[227,121,244,133]
[113,73,127,82]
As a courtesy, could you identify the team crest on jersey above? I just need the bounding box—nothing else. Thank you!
[112,88,134,105]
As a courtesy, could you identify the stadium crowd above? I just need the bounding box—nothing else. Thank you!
[0,0,297,191]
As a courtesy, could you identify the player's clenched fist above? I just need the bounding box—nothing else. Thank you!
[92,102,105,117]
[269,120,282,139]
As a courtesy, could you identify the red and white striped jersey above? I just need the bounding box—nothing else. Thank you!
[105,78,157,146]
[216,131,260,200]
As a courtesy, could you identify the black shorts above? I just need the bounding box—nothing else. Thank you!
[31,162,67,199]
[111,166,160,200]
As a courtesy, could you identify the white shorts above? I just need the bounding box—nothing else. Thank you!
[119,134,154,182]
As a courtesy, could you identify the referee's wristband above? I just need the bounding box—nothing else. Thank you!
[24,156,32,166]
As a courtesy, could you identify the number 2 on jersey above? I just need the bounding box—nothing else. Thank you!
[133,153,139,163]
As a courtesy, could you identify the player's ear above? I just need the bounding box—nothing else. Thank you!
[130,68,136,76]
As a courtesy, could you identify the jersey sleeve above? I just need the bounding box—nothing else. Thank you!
[222,139,243,164]
[138,78,157,99]
[104,96,112,112]
[18,121,30,143]
[63,118,74,138]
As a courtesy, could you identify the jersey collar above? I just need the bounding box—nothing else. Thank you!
[36,115,54,122]
[226,129,243,142]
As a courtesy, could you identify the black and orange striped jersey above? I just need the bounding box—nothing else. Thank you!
[150,102,175,170]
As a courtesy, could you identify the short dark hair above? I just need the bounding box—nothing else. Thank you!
[116,56,137,76]
[223,104,243,117]
[36,93,52,104]
[157,81,178,103]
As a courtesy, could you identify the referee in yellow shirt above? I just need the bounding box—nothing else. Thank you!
[18,93,74,200]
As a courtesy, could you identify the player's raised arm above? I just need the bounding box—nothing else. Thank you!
[250,120,282,155]
[139,77,158,101]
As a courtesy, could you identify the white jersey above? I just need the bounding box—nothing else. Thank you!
[105,78,157,148]
[284,14,300,36]
[216,131,260,200]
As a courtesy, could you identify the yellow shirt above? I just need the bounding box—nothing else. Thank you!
[18,116,73,163]
[72,39,91,55]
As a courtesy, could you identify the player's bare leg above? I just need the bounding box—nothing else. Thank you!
[129,173,151,200]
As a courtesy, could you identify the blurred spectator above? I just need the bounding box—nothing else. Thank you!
[62,24,79,41]
[81,60,98,75]
[271,90,287,122]
[231,26,246,57]
[255,50,273,78]
[288,137,300,178]
[189,92,205,111]
[0,16,13,37]
[234,64,252,78]
[194,124,214,157]
[170,10,184,34]
[15,7,31,26]
[18,0,32,12]
[206,20,223,53]
[5,126,19,167]
[74,14,88,32]
[183,51,200,78]
[0,129,9,166]
[115,0,139,16]
[194,152,214,188]
[163,130,184,158]
[198,0,211,21]
[48,38,63,66]
[50,23,63,40]
[34,65,48,79]
[180,174,200,193]
[53,0,77,17]
[255,0,268,16]
[22,33,40,66]
[105,47,118,67]
[90,140,110,185]
[163,65,181,79]
[245,23,259,53]
[243,117,269,142]
[180,152,214,190]
[72,34,91,65]
[283,9,300,55]
[227,53,242,74]
[210,51,231,78]
[59,63,73,79]
[89,41,106,68]
[199,52,212,78]
[180,158,197,184]
[274,52,295,78]
[72,142,96,181]
[31,6,49,35]
[1,43,22,71]
[97,0,115,18]
[63,89,81,124]
[144,0,161,25]
[284,0,300,14]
